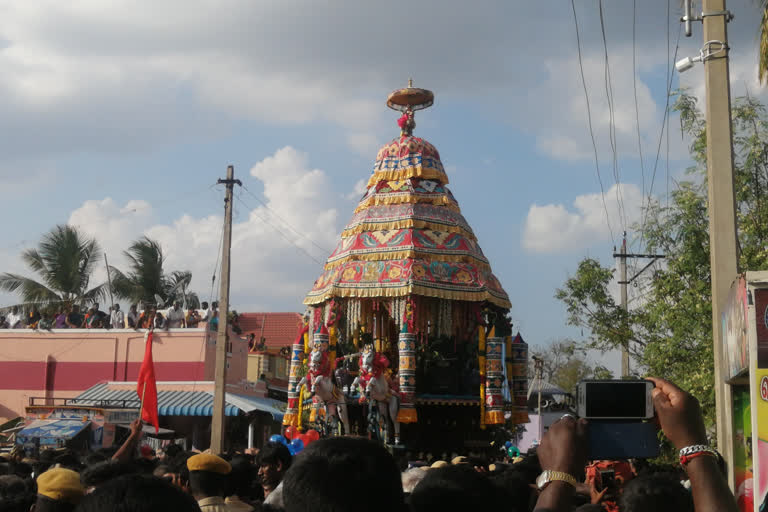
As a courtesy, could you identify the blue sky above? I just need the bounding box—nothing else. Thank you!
[0,0,765,373]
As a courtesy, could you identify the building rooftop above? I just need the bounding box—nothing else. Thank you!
[238,312,303,349]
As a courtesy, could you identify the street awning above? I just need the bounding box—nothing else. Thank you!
[75,383,285,420]
[17,419,90,445]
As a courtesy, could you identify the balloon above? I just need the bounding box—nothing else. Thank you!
[269,434,286,445]
[507,446,520,458]
[289,437,305,455]
[504,441,512,448]
[284,426,298,440]
[298,433,312,446]
[306,429,320,442]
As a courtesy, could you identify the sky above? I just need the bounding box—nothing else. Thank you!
[0,0,765,373]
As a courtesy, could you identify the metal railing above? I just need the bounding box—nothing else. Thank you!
[28,397,140,408]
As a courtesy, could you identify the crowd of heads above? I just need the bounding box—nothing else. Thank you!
[0,434,703,512]
[0,302,220,331]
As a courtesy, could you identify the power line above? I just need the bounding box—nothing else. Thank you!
[632,0,647,206]
[571,0,616,247]
[233,195,326,266]
[598,0,626,230]
[665,0,672,209]
[241,184,333,255]
[641,19,683,240]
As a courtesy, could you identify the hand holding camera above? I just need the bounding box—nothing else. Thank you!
[646,376,708,450]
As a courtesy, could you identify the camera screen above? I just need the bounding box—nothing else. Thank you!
[585,382,647,418]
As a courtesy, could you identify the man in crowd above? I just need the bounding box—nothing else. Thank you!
[166,301,186,329]
[34,467,84,512]
[257,441,292,506]
[200,302,210,324]
[26,306,41,328]
[65,305,84,328]
[186,453,233,511]
[110,304,125,329]
[6,306,22,328]
[126,304,139,328]
[186,307,201,328]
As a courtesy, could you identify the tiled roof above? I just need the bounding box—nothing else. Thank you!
[238,312,303,349]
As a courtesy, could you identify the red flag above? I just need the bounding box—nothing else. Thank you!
[137,331,159,433]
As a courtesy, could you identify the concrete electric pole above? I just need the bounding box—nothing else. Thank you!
[614,233,664,378]
[210,165,241,454]
[681,0,739,474]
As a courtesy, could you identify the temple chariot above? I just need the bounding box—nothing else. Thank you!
[283,82,529,453]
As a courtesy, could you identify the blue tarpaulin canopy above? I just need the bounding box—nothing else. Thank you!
[17,419,90,445]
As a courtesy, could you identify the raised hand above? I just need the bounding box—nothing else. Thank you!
[646,377,707,450]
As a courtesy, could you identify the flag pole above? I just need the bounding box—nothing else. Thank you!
[139,327,153,421]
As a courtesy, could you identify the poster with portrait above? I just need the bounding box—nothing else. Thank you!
[753,288,768,511]
[723,276,749,379]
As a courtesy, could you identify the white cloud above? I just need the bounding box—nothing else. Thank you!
[346,179,368,201]
[63,147,339,311]
[522,184,644,253]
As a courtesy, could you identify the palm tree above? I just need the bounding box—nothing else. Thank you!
[0,225,107,308]
[110,237,198,308]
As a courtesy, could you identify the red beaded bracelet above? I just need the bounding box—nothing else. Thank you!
[680,450,717,466]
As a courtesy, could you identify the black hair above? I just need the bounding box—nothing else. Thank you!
[164,444,182,460]
[82,453,107,467]
[410,465,513,512]
[75,474,200,512]
[34,495,76,512]
[229,455,261,501]
[489,468,535,512]
[0,474,35,512]
[189,471,228,498]
[618,473,694,512]
[80,461,139,488]
[257,442,292,471]
[282,437,404,512]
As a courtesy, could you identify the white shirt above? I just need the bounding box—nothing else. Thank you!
[6,313,21,328]
[110,310,125,328]
[166,307,185,328]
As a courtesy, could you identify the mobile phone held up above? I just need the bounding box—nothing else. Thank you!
[577,379,655,420]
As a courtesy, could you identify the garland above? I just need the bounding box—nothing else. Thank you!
[297,384,306,431]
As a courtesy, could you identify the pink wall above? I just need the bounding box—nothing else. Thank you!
[0,328,254,422]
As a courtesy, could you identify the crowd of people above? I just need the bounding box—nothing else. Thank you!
[0,302,220,331]
[0,377,740,511]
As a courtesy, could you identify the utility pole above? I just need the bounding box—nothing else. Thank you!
[702,0,739,480]
[618,235,629,377]
[613,234,664,378]
[533,356,544,443]
[681,0,739,477]
[210,165,241,453]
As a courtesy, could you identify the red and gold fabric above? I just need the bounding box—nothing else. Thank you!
[367,136,448,188]
[305,258,510,308]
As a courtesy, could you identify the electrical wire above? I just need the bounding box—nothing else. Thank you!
[571,0,616,247]
[241,184,333,255]
[632,0,647,205]
[233,195,326,266]
[599,0,626,230]
[641,20,682,240]
[665,0,672,209]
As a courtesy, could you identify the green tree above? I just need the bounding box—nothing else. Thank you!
[110,237,199,308]
[556,91,768,437]
[0,225,107,308]
[531,339,613,396]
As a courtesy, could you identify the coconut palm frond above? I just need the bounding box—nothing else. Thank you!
[0,273,62,306]
[761,5,768,84]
